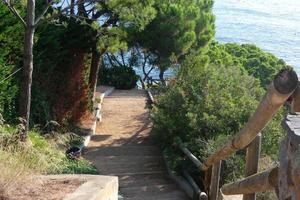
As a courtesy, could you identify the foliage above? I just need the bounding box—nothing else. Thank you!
[205,42,289,87]
[0,3,24,122]
[152,53,285,182]
[99,65,139,90]
[30,0,157,124]
[132,0,215,78]
[32,18,95,124]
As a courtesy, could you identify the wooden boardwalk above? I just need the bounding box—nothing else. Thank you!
[84,89,189,200]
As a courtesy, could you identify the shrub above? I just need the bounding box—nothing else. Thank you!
[99,65,139,89]
[152,54,285,183]
[206,42,289,87]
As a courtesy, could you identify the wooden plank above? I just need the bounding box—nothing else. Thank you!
[221,167,278,195]
[243,134,261,200]
[202,69,298,171]
[209,161,222,200]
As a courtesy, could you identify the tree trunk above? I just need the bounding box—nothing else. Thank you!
[70,0,75,15]
[140,77,146,89]
[88,47,104,101]
[159,69,165,85]
[19,0,35,141]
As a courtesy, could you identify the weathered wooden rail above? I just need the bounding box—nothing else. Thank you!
[174,69,300,200]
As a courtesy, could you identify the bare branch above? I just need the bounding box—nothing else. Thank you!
[110,54,123,67]
[120,50,126,66]
[1,0,27,27]
[40,0,102,26]
[34,0,56,27]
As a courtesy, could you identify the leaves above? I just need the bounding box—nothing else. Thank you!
[133,0,215,73]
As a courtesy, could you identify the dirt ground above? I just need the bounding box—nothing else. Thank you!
[2,178,84,200]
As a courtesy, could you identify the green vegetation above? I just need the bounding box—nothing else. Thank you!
[134,0,215,81]
[0,3,23,122]
[99,65,139,90]
[205,42,290,86]
[152,46,287,184]
[0,0,295,199]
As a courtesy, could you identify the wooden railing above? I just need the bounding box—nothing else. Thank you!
[175,69,300,200]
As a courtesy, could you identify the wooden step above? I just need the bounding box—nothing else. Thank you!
[123,190,189,200]
[97,160,166,175]
[120,184,188,199]
[111,170,166,176]
[90,155,164,165]
[85,146,161,156]
[119,173,173,188]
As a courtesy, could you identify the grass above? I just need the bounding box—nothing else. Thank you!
[0,124,98,198]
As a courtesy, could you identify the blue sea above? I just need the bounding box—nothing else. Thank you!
[214,0,300,74]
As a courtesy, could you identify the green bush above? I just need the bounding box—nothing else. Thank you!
[0,4,24,122]
[99,65,139,89]
[152,53,285,183]
[206,42,289,87]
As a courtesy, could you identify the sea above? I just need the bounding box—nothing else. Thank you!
[214,0,300,74]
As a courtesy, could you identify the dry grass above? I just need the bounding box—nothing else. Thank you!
[0,125,97,199]
[0,149,35,199]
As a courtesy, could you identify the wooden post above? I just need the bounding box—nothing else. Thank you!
[243,133,261,200]
[280,114,300,200]
[202,69,298,171]
[209,161,221,200]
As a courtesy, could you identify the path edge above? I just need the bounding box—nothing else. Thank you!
[39,174,118,200]
[81,86,115,149]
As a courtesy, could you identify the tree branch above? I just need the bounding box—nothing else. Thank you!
[34,0,56,27]
[2,0,27,27]
[106,53,116,67]
[120,50,126,67]
[110,54,123,67]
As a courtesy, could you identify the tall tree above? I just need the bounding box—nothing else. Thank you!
[133,0,215,82]
[31,0,156,123]
[83,0,156,99]
[50,0,156,106]
[1,0,56,140]
[0,0,104,139]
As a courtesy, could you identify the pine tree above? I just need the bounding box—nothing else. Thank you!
[133,0,215,82]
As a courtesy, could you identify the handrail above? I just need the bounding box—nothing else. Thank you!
[182,169,208,200]
[179,144,203,169]
[221,167,278,195]
[176,69,300,200]
[201,69,299,200]
[202,69,298,171]
[177,143,208,199]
